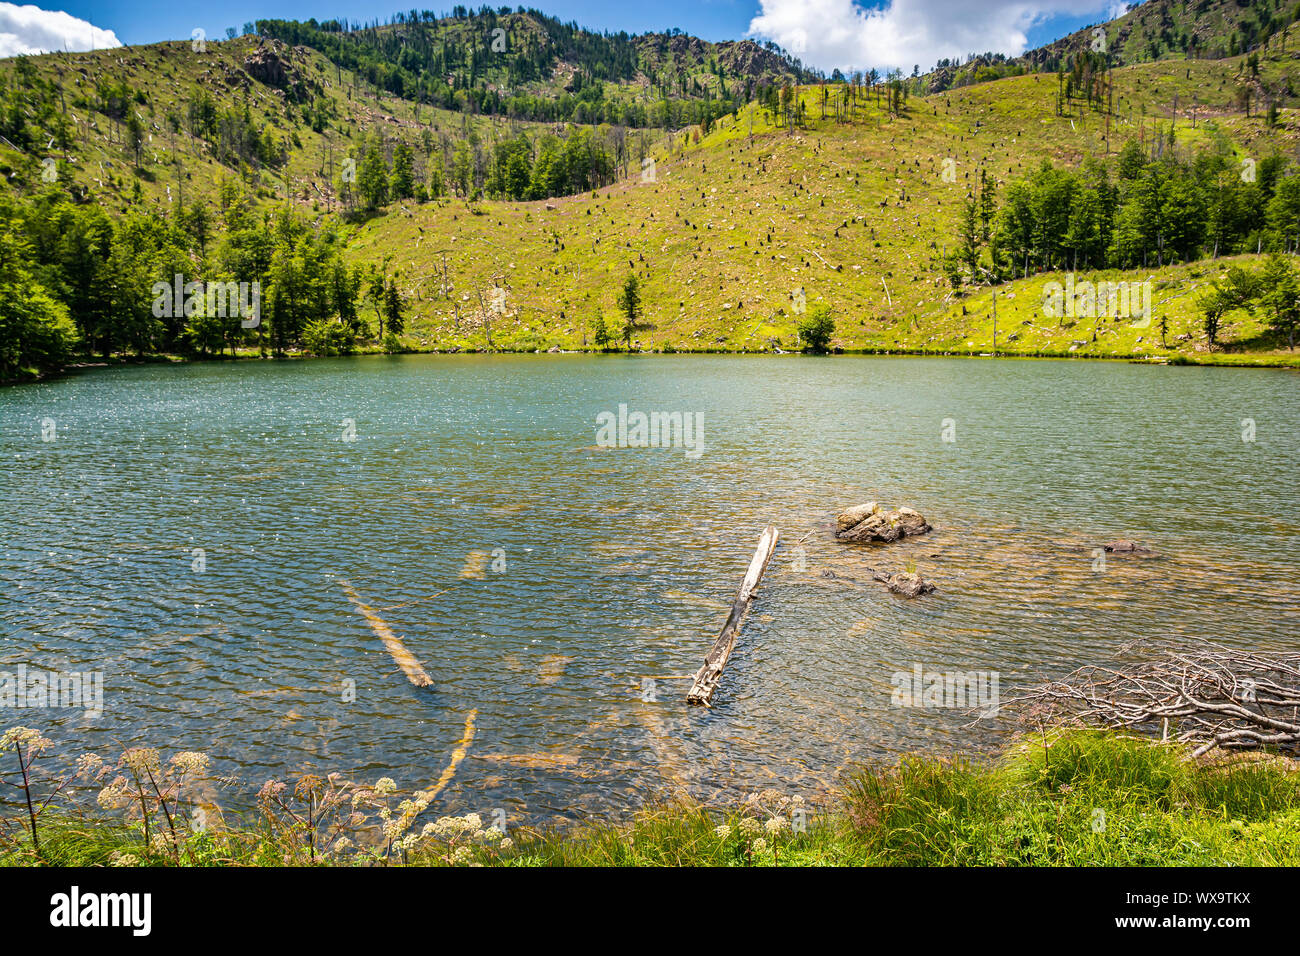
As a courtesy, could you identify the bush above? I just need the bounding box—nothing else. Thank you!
[797,304,835,352]
[0,255,77,378]
[301,319,356,356]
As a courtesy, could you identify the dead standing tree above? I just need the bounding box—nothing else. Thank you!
[1007,644,1300,758]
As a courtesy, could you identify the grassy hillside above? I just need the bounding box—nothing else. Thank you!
[0,34,607,216]
[343,49,1300,363]
[5,6,1300,373]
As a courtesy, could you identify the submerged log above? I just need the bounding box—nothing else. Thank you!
[686,525,780,706]
[340,580,435,688]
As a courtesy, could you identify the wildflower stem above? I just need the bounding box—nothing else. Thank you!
[15,743,41,860]
[144,765,180,864]
[127,767,151,851]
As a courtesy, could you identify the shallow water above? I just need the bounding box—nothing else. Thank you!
[2,355,1297,824]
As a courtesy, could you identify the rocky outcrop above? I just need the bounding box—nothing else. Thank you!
[836,502,932,543]
[244,46,289,88]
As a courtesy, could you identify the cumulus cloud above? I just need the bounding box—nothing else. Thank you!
[748,0,1119,74]
[0,3,121,58]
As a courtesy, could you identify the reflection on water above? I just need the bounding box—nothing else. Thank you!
[2,355,1297,824]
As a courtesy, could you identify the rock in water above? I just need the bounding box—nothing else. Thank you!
[875,571,936,597]
[836,503,931,543]
[1102,540,1154,554]
[836,501,880,532]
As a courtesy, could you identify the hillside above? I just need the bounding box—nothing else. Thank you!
[934,0,1300,91]
[256,10,814,105]
[0,33,643,216]
[343,49,1300,362]
[4,3,1300,378]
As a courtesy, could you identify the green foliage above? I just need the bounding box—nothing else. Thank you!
[1197,258,1297,348]
[616,271,641,348]
[0,191,363,369]
[255,10,811,131]
[389,143,415,200]
[301,317,357,356]
[357,136,390,212]
[591,312,611,350]
[7,730,1299,867]
[383,279,405,338]
[992,148,1300,277]
[796,303,835,352]
[1258,252,1300,348]
[0,229,77,379]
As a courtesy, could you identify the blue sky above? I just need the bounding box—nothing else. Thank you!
[6,1,1130,72]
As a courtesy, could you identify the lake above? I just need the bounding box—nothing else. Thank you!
[2,355,1297,825]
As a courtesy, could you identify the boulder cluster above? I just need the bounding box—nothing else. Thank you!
[835,502,932,544]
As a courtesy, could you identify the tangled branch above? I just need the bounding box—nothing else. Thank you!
[1006,644,1300,758]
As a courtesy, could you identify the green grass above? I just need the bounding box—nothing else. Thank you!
[5,730,1297,867]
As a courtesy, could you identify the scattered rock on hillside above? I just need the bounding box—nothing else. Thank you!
[836,503,932,543]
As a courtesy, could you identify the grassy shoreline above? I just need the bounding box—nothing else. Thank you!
[4,730,1298,867]
[5,342,1298,386]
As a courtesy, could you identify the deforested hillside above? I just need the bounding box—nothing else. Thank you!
[346,47,1300,362]
[932,0,1300,90]
[4,2,1300,381]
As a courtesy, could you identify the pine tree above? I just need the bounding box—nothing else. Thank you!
[616,271,640,349]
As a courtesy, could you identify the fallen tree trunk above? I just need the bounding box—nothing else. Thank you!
[340,580,435,688]
[687,526,780,706]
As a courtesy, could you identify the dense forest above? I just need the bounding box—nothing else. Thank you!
[257,8,811,129]
[0,188,402,379]
[968,143,1300,280]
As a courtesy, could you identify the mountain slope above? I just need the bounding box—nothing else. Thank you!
[343,50,1300,361]
[4,4,1300,376]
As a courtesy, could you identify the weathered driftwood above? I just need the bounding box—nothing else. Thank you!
[687,526,779,706]
[1006,643,1300,757]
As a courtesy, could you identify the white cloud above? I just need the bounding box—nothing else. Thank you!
[748,0,1119,74]
[0,3,121,58]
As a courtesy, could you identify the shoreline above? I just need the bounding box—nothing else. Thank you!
[6,344,1298,386]
[3,729,1297,867]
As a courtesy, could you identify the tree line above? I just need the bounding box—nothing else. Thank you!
[0,187,406,380]
[338,123,659,209]
[255,9,805,130]
[959,141,1300,283]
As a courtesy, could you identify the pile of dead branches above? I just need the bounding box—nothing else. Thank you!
[1007,644,1300,758]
